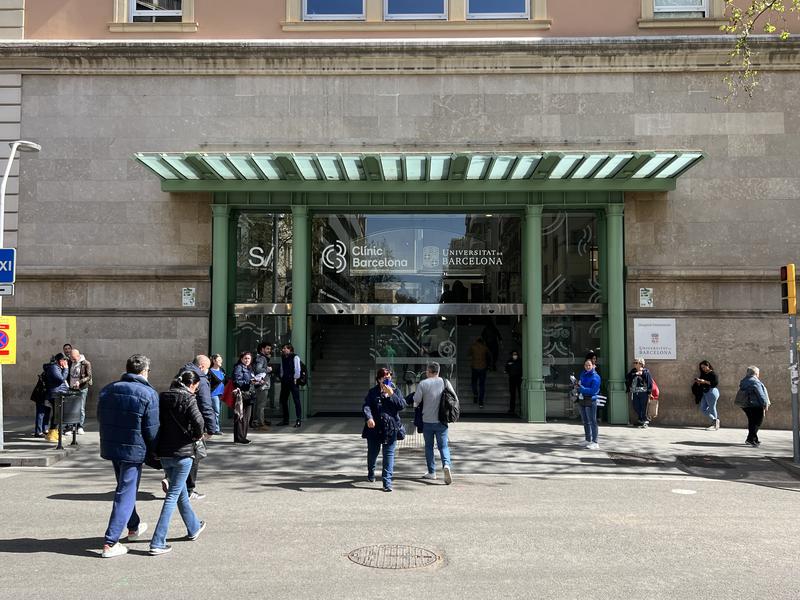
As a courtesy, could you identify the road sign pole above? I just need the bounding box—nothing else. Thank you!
[790,315,799,464]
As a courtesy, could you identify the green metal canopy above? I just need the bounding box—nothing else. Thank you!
[135,150,703,192]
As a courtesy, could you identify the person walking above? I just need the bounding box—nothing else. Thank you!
[504,351,522,415]
[413,361,454,484]
[208,354,226,435]
[68,347,92,435]
[626,357,653,428]
[97,354,159,559]
[148,370,207,556]
[278,343,303,428]
[43,353,69,442]
[695,360,720,430]
[362,368,406,492]
[468,337,490,408]
[737,366,770,447]
[175,356,214,501]
[232,351,255,444]
[575,358,602,449]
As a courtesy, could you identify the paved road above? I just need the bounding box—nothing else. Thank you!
[1,419,798,599]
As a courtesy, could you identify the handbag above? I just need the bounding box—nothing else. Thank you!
[167,404,207,460]
[396,423,406,441]
[734,388,751,408]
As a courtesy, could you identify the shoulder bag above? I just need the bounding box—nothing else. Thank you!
[167,403,207,460]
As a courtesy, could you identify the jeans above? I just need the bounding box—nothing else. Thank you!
[150,456,202,549]
[279,381,301,422]
[632,392,649,424]
[471,368,487,405]
[579,402,598,443]
[78,387,88,427]
[700,388,720,422]
[422,422,451,474]
[210,395,221,433]
[367,437,397,489]
[103,461,142,546]
[742,406,765,442]
[34,401,51,434]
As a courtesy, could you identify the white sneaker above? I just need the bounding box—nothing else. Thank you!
[126,522,148,541]
[101,543,128,558]
[581,440,592,447]
[443,465,452,485]
[77,427,85,435]
[188,521,206,541]
[421,472,437,480]
[588,442,600,450]
[161,478,169,493]
[149,545,172,556]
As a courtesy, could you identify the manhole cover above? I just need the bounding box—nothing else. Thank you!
[606,452,665,466]
[347,544,439,569]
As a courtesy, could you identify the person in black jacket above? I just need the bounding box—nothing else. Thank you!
[149,371,207,556]
[232,351,255,444]
[362,368,406,492]
[504,351,522,415]
[175,355,214,500]
[695,360,720,431]
[626,357,654,428]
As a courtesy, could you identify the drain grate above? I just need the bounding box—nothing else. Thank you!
[347,544,439,569]
[606,452,665,466]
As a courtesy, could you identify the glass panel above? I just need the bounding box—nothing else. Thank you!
[132,0,182,22]
[232,315,291,359]
[386,0,446,18]
[655,0,704,7]
[304,0,364,19]
[543,315,602,419]
[654,153,702,178]
[468,0,528,17]
[542,212,601,303]
[235,213,293,304]
[312,214,523,303]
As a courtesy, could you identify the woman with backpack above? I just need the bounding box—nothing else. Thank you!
[362,368,406,492]
[149,370,207,556]
[575,358,602,450]
[626,357,653,428]
[736,365,770,447]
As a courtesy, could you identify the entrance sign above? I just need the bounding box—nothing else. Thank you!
[633,318,676,360]
[0,316,17,364]
[0,248,16,284]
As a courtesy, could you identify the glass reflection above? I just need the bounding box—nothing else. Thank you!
[235,212,293,303]
[542,212,600,304]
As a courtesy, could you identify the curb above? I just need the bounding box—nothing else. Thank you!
[0,445,80,467]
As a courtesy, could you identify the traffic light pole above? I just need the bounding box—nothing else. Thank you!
[790,315,799,465]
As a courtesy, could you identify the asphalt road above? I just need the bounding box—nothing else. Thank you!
[1,420,798,600]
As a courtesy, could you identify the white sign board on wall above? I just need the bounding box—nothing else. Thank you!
[633,318,677,360]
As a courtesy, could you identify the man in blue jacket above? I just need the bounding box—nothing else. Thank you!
[98,354,159,558]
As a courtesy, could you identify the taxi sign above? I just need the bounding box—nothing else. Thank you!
[0,316,17,365]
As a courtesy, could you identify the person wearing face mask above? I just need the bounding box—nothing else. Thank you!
[504,350,523,415]
[362,368,406,492]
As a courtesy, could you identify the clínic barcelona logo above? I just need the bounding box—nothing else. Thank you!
[321,241,347,274]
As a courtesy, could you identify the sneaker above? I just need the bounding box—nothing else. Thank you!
[421,472,437,480]
[34,432,45,438]
[367,473,376,482]
[588,442,600,450]
[383,487,393,492]
[642,421,649,429]
[102,543,128,558]
[161,478,169,494]
[714,419,720,431]
[189,491,206,501]
[443,465,453,485]
[126,522,148,541]
[754,440,761,447]
[149,545,172,556]
[581,440,592,447]
[705,424,716,431]
[77,427,85,435]
[188,521,206,541]
[294,420,302,428]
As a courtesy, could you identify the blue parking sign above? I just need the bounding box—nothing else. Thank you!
[0,249,16,284]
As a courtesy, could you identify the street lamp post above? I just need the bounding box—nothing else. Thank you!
[0,140,41,451]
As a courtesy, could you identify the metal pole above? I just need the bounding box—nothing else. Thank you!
[789,314,799,464]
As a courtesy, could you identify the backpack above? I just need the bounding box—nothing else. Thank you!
[438,378,460,424]
[30,372,47,403]
[297,360,308,387]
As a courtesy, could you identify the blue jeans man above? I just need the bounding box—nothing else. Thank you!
[367,438,397,490]
[471,368,487,407]
[423,422,452,475]
[150,456,203,551]
[103,461,143,547]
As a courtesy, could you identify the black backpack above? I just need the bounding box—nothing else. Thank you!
[438,378,460,424]
[297,360,308,387]
[30,372,47,403]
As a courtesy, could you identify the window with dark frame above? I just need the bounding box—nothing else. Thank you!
[385,0,447,20]
[131,0,182,22]
[653,0,706,18]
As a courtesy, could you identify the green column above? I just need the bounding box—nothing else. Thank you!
[291,204,309,419]
[523,205,546,423]
[211,204,230,358]
[605,203,628,424]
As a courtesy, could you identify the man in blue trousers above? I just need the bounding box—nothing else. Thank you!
[97,354,160,558]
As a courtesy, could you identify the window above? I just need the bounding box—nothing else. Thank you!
[385,0,446,20]
[653,0,706,18]
[131,0,182,22]
[467,0,528,19]
[304,0,365,20]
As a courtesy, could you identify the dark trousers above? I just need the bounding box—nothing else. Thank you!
[632,392,649,423]
[471,368,487,405]
[185,457,199,494]
[742,406,765,442]
[234,404,252,443]
[279,381,301,423]
[508,376,522,413]
[103,460,142,546]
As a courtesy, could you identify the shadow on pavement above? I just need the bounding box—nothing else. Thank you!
[47,491,160,502]
[672,440,745,448]
[0,536,101,558]
[675,455,800,493]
